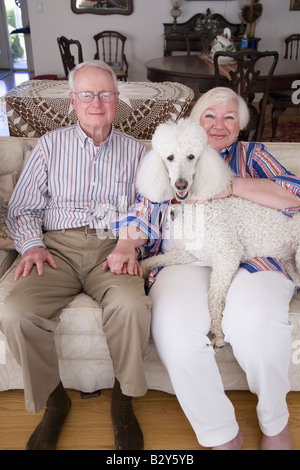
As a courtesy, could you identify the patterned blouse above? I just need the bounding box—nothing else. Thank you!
[111,141,300,290]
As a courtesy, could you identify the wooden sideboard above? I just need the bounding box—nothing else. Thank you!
[164,9,245,56]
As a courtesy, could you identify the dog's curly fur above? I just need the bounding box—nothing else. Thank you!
[137,118,300,348]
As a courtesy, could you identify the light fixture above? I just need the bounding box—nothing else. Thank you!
[170,0,183,33]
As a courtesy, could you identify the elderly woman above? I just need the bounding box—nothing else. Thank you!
[105,88,300,450]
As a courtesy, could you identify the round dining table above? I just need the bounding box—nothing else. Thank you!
[145,55,300,98]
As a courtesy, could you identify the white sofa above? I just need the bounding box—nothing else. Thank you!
[1,136,300,395]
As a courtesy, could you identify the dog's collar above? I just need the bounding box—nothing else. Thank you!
[171,198,182,205]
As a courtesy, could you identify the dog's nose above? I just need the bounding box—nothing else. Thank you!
[175,179,188,190]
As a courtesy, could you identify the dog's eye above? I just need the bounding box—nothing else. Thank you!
[187,154,195,161]
[167,155,174,161]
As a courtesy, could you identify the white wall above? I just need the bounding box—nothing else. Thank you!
[27,0,300,80]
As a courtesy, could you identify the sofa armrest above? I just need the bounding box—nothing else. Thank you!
[0,250,18,280]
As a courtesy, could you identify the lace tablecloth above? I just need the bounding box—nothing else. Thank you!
[1,80,194,139]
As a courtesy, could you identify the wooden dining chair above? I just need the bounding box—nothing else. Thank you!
[213,49,279,142]
[93,31,128,81]
[268,34,300,141]
[57,36,83,78]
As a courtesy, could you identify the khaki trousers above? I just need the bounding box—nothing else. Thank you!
[1,230,152,413]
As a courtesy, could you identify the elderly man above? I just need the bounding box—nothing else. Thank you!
[1,60,151,450]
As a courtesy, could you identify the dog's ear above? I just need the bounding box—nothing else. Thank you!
[190,145,234,200]
[136,150,174,203]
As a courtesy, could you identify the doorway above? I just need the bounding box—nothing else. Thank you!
[0,0,34,72]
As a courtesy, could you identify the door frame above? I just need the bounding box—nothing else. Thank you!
[0,0,34,72]
[0,0,12,69]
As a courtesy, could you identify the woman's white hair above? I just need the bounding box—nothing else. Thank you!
[190,87,250,130]
[68,60,118,92]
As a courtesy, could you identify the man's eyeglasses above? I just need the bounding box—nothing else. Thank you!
[73,91,118,103]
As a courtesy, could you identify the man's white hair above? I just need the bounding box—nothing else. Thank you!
[68,60,118,92]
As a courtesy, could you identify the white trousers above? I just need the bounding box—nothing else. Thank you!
[150,265,295,448]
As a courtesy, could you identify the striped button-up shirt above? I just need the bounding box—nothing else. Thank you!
[112,141,300,290]
[6,123,148,255]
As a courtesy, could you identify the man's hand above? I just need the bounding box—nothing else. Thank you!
[14,246,57,281]
[103,241,143,277]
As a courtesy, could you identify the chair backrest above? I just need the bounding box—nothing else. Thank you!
[57,36,83,78]
[284,34,300,61]
[213,49,279,141]
[93,30,128,79]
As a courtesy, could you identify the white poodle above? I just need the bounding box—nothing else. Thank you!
[136,118,300,348]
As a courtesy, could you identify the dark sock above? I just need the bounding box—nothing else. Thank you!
[26,381,71,450]
[111,379,144,450]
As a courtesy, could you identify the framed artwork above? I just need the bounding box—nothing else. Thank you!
[290,0,300,10]
[71,0,133,15]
